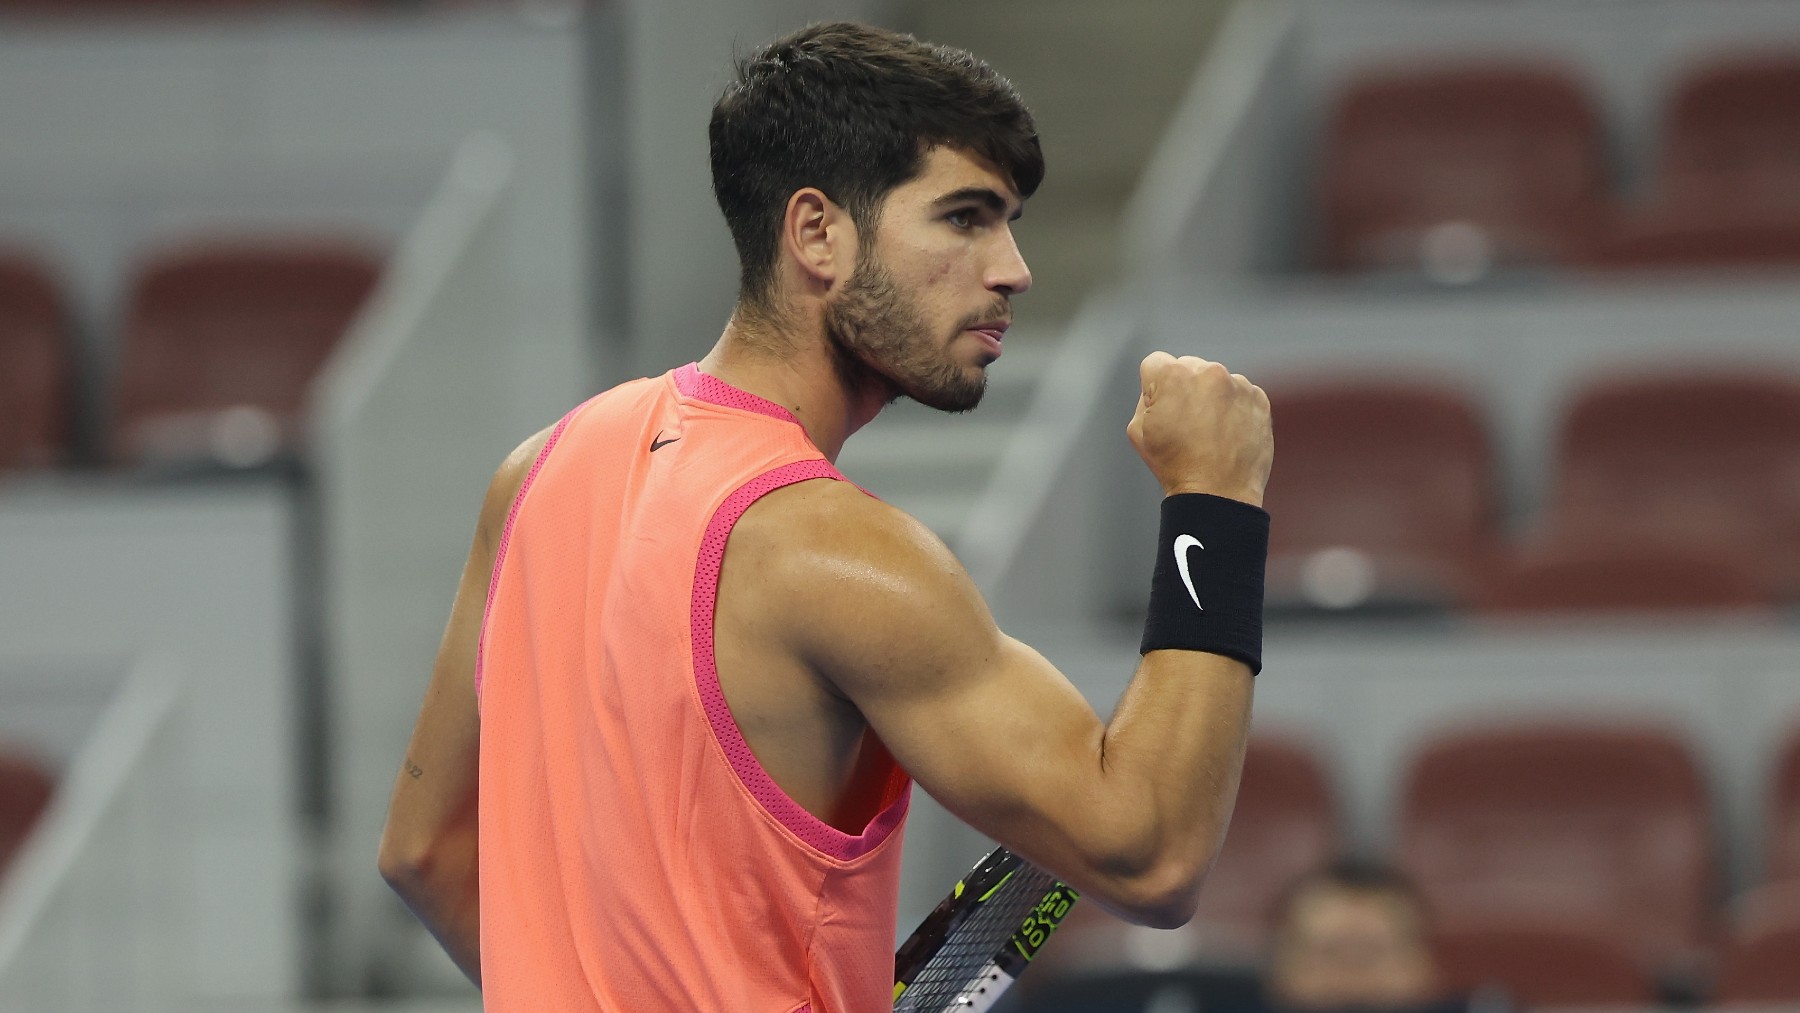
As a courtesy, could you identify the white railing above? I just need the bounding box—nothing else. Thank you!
[0,656,189,1011]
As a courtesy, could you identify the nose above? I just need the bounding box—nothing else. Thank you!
[987,226,1032,297]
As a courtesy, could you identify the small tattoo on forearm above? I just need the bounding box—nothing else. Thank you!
[405,760,425,779]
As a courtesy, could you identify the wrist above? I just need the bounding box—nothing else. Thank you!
[1161,482,1264,508]
[1139,494,1270,673]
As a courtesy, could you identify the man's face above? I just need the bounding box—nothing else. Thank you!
[824,145,1032,412]
[1269,886,1440,1011]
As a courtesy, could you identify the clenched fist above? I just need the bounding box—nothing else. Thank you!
[1126,351,1273,507]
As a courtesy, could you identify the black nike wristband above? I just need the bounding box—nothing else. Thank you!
[1139,493,1270,675]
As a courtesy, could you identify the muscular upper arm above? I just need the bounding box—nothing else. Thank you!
[378,428,554,872]
[743,478,1254,925]
[741,481,1127,878]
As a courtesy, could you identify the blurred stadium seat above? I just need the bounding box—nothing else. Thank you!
[1660,53,1800,216]
[1767,725,1800,883]
[1585,204,1800,271]
[1262,378,1499,611]
[0,250,74,471]
[1319,63,1607,279]
[1473,540,1774,614]
[1714,881,1800,1003]
[1587,53,1800,271]
[1398,721,1715,971]
[1433,921,1658,1006]
[0,747,54,878]
[1543,370,1800,598]
[110,238,382,469]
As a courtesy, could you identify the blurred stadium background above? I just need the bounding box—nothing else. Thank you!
[2,0,1800,1009]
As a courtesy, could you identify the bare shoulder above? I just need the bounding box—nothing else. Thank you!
[731,477,965,590]
[730,476,999,688]
[475,424,560,554]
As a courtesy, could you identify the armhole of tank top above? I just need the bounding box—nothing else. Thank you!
[691,460,913,863]
[473,408,580,709]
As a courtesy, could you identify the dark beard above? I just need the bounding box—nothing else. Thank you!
[823,250,988,413]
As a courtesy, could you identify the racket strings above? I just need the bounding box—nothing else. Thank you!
[893,865,1060,1010]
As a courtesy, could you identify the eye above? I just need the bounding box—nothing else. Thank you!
[946,209,976,229]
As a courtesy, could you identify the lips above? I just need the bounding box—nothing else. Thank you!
[967,325,1006,360]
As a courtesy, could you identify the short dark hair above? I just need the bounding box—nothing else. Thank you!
[709,22,1044,307]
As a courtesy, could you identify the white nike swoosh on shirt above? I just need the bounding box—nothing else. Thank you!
[1174,534,1205,611]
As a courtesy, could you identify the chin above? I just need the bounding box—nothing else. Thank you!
[906,370,986,413]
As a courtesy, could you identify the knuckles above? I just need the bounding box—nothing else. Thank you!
[1140,350,1269,417]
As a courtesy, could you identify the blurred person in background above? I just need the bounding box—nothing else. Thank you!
[1263,858,1469,1013]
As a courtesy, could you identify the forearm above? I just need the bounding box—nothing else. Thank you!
[1081,486,1264,917]
[1092,649,1254,906]
[383,841,483,987]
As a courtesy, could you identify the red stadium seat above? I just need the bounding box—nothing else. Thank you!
[1319,63,1607,276]
[1660,54,1800,215]
[1768,726,1800,883]
[1473,539,1774,615]
[1585,202,1800,271]
[1543,370,1800,597]
[111,237,382,468]
[1262,378,1500,610]
[1586,54,1800,271]
[1398,721,1715,970]
[1714,881,1800,1003]
[0,251,74,471]
[0,747,54,878]
[1434,921,1658,1006]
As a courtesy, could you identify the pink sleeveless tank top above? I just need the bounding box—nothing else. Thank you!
[475,364,912,1012]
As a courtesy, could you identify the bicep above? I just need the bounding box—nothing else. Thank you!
[784,503,1112,864]
[865,631,1110,841]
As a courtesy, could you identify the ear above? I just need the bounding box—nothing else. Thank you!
[779,187,857,291]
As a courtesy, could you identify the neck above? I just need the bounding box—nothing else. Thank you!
[697,305,890,463]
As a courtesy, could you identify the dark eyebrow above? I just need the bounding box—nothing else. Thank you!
[932,186,1023,222]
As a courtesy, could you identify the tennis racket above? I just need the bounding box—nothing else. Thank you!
[892,846,1078,1011]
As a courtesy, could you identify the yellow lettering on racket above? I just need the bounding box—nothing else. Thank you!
[1008,885,1078,962]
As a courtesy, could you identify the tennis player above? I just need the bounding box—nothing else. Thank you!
[379,21,1272,1011]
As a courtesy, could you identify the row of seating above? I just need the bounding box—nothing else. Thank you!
[1322,54,1800,279]
[1264,370,1800,613]
[1048,722,1800,1006]
[0,240,382,473]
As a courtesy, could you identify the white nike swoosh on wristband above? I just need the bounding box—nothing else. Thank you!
[1173,534,1205,611]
